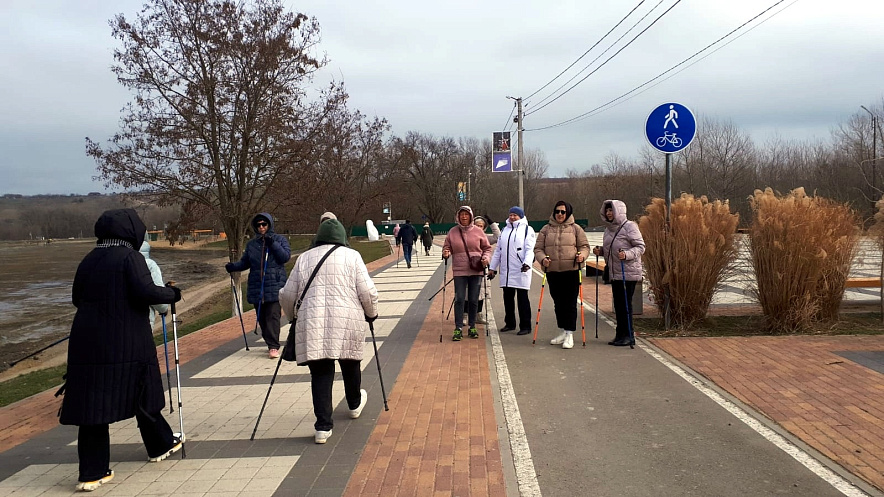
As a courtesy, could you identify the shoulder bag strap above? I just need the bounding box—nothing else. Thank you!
[458,227,471,255]
[605,221,628,268]
[292,245,340,316]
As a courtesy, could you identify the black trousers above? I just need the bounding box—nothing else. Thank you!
[453,275,481,329]
[77,410,174,481]
[502,287,532,331]
[611,280,637,340]
[307,359,363,431]
[545,270,579,331]
[258,301,281,349]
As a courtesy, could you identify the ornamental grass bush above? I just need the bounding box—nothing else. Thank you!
[639,194,740,329]
[748,187,859,333]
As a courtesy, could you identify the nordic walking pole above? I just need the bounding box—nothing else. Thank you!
[230,276,249,351]
[9,335,69,367]
[160,314,174,413]
[595,253,600,339]
[483,266,489,337]
[441,256,448,317]
[427,277,454,301]
[251,351,285,440]
[167,283,186,458]
[620,252,635,350]
[414,242,420,267]
[368,321,389,411]
[253,249,269,336]
[532,268,548,345]
[579,269,586,347]
[446,298,455,320]
[396,243,401,268]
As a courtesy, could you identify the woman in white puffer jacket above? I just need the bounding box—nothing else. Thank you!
[280,219,379,444]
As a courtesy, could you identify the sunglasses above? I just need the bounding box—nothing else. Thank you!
[554,209,567,215]
[256,222,268,227]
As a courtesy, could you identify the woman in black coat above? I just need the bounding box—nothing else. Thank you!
[59,209,182,491]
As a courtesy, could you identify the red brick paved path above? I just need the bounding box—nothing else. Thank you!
[344,285,506,497]
[650,335,884,492]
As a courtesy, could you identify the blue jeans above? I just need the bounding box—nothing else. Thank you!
[403,243,413,264]
[454,275,481,329]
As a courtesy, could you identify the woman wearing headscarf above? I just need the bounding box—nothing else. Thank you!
[534,201,590,349]
[280,219,379,444]
[489,207,536,335]
[60,209,183,491]
[442,206,493,341]
[592,200,645,346]
[225,213,292,358]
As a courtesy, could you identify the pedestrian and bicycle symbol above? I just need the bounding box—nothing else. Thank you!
[646,102,695,153]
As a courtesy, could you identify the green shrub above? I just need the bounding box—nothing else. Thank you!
[639,194,740,329]
[748,187,859,332]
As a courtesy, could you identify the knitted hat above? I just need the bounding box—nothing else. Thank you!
[320,211,337,223]
[509,206,525,219]
[315,219,349,247]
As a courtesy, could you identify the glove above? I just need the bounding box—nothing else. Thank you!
[225,262,235,273]
[167,285,182,302]
[263,235,275,247]
[365,314,378,323]
[521,263,530,272]
[487,271,496,281]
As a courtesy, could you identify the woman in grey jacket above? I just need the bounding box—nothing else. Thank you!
[592,200,645,346]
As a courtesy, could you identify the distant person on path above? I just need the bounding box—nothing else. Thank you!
[139,233,170,327]
[59,209,183,492]
[393,223,400,245]
[472,215,501,324]
[442,206,493,341]
[593,200,645,346]
[534,201,590,349]
[280,219,379,445]
[396,219,419,268]
[489,207,536,335]
[226,213,291,358]
[420,222,434,256]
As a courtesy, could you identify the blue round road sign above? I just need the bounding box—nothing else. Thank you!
[645,102,695,153]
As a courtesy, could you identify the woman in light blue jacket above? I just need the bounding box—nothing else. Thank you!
[140,235,169,327]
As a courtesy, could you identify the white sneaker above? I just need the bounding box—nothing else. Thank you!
[563,334,574,349]
[76,471,113,491]
[550,331,567,345]
[349,389,368,419]
[315,429,333,444]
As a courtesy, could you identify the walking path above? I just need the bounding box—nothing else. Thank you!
[0,236,882,495]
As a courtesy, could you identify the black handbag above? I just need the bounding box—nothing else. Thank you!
[281,245,340,362]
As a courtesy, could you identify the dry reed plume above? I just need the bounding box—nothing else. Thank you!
[638,194,740,329]
[748,187,859,333]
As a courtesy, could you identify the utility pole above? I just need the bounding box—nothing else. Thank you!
[516,97,525,209]
[862,106,877,204]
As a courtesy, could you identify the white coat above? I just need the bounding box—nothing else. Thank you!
[489,217,536,290]
[279,244,379,365]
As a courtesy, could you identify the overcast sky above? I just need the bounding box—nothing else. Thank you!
[1,0,882,195]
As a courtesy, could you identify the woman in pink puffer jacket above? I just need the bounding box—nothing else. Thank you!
[442,206,493,341]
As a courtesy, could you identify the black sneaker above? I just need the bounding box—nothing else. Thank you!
[468,327,479,339]
[452,328,463,341]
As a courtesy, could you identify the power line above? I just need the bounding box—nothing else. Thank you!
[524,0,682,118]
[524,0,648,102]
[527,0,792,132]
[502,102,516,132]
[526,0,668,112]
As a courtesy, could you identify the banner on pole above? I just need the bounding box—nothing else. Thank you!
[492,131,512,172]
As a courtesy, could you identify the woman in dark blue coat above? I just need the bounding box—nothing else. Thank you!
[59,209,182,491]
[226,213,291,358]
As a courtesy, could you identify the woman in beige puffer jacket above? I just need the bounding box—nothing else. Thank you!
[534,201,590,349]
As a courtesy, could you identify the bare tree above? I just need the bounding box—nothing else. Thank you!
[86,0,339,264]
